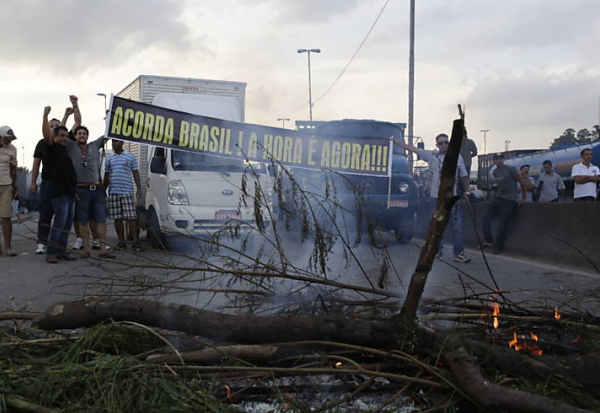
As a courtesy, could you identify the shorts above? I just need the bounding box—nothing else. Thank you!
[107,193,137,220]
[76,187,107,224]
[0,185,12,218]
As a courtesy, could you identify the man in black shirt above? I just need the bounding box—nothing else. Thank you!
[42,107,78,263]
[30,103,79,254]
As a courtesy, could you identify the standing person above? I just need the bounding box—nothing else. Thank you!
[0,126,18,257]
[31,106,79,254]
[536,160,565,202]
[517,165,536,202]
[460,129,478,175]
[571,148,600,202]
[41,108,78,263]
[482,154,532,254]
[104,139,144,252]
[394,133,471,263]
[66,123,114,259]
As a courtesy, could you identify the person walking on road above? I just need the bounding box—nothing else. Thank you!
[0,126,18,256]
[394,133,471,263]
[536,160,565,202]
[104,139,144,252]
[482,154,532,254]
[571,148,600,202]
[42,108,78,263]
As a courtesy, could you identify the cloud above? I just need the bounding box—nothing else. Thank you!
[266,0,365,24]
[465,68,600,150]
[0,0,199,73]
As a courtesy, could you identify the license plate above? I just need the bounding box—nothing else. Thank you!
[215,210,240,220]
[389,200,409,208]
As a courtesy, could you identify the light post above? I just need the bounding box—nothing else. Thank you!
[480,129,490,154]
[297,48,321,122]
[97,93,107,119]
[277,118,291,128]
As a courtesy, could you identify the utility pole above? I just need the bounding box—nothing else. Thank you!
[407,0,415,172]
[480,129,490,154]
[297,49,321,122]
[22,146,25,167]
[504,140,511,152]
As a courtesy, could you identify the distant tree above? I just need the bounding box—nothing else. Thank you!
[550,128,577,149]
[16,166,29,173]
[576,128,592,142]
[592,125,600,141]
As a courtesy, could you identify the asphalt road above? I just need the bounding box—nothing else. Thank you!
[1,214,599,317]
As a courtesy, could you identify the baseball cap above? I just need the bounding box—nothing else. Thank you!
[0,126,16,140]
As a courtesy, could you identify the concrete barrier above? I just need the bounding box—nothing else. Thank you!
[416,201,600,272]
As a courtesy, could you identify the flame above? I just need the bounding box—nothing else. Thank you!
[223,384,232,400]
[554,307,561,320]
[492,302,500,329]
[571,335,581,343]
[509,331,542,355]
[334,362,343,367]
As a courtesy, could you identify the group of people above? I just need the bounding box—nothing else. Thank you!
[396,134,600,259]
[0,96,145,262]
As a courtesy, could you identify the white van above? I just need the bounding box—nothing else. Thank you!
[144,93,272,246]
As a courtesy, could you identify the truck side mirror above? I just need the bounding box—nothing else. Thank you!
[417,142,425,150]
[150,156,166,174]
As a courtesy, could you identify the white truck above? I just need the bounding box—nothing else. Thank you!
[116,75,271,246]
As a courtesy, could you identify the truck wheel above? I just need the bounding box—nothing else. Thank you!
[147,208,167,250]
[395,210,416,243]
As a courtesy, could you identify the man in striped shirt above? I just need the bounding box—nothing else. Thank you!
[103,139,144,252]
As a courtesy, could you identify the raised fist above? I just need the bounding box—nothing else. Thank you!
[69,95,78,105]
[44,106,51,116]
[65,107,75,116]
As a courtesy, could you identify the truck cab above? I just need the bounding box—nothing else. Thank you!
[145,93,271,246]
[313,119,419,241]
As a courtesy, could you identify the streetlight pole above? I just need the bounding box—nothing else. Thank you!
[480,129,490,154]
[407,0,415,172]
[297,48,321,122]
[277,118,291,129]
[97,93,107,119]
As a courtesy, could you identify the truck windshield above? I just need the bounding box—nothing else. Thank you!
[171,150,266,173]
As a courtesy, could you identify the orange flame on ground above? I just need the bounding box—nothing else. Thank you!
[334,362,343,367]
[554,307,561,320]
[223,384,232,400]
[509,332,542,355]
[492,302,500,329]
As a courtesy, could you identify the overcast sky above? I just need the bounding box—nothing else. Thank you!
[1,0,599,169]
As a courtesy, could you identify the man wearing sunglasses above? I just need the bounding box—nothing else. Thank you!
[394,133,471,263]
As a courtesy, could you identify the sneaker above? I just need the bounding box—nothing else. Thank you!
[35,243,46,254]
[453,252,471,263]
[72,238,84,250]
[114,242,128,251]
[92,240,111,250]
[131,242,145,252]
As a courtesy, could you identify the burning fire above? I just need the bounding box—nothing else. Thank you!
[508,331,543,355]
[223,384,232,401]
[491,302,500,329]
[554,307,561,320]
[334,362,343,367]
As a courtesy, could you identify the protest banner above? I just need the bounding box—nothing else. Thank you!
[105,96,392,177]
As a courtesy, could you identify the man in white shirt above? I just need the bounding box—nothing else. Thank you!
[0,126,18,256]
[394,133,471,263]
[571,148,600,202]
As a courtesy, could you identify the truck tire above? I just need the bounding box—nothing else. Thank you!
[147,208,167,250]
[395,210,416,243]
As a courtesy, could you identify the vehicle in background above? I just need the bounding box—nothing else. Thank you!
[116,75,271,246]
[476,149,541,192]
[289,119,419,242]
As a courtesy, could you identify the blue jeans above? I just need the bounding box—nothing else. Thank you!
[47,195,75,256]
[482,198,517,251]
[37,180,54,245]
[428,198,465,257]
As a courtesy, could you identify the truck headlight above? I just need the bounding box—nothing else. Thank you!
[398,182,410,194]
[168,180,189,205]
